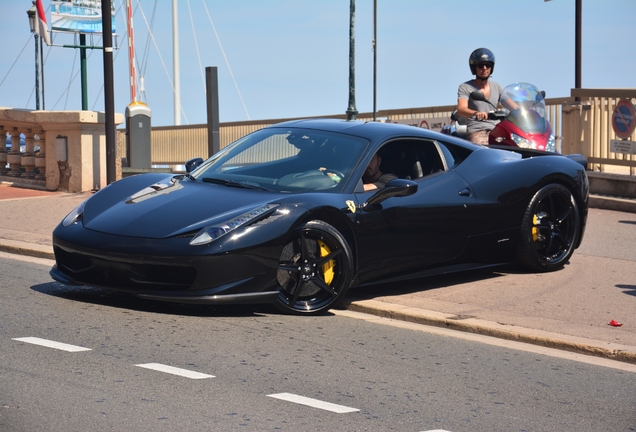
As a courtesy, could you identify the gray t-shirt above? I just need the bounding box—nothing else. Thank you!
[458,80,504,133]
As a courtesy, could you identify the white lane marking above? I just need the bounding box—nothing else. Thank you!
[12,337,92,352]
[135,363,215,379]
[267,393,359,413]
[421,430,453,432]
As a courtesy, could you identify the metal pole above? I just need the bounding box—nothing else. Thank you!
[40,34,45,110]
[206,66,220,157]
[575,0,581,92]
[34,33,40,110]
[80,33,88,110]
[372,0,377,121]
[102,0,117,185]
[346,0,357,121]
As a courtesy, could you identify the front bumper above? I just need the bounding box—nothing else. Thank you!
[51,226,283,303]
[50,264,279,305]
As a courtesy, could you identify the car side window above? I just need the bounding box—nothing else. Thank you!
[374,139,446,181]
[435,140,471,170]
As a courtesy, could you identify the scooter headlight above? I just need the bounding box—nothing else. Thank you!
[546,135,556,153]
[510,133,536,149]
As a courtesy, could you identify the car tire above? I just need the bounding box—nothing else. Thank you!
[275,220,353,315]
[517,184,580,272]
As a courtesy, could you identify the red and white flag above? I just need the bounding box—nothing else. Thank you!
[34,0,51,46]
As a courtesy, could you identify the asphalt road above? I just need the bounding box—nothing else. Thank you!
[1,254,635,431]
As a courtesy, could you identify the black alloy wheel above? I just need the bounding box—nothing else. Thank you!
[275,220,353,315]
[517,184,580,272]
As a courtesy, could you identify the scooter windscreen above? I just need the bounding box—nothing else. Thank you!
[501,83,548,134]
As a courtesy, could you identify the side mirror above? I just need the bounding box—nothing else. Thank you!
[363,179,418,208]
[185,157,204,173]
[538,90,546,101]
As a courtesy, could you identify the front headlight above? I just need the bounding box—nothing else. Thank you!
[510,133,536,149]
[62,200,87,227]
[189,204,279,246]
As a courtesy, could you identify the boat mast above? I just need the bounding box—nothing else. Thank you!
[126,0,136,103]
[172,0,181,125]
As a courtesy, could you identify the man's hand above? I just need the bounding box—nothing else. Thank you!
[475,111,489,121]
[363,183,378,191]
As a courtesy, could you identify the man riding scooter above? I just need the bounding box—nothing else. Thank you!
[456,48,504,145]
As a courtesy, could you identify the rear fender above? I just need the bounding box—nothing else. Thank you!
[564,153,587,170]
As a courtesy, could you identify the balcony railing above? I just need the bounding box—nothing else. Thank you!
[1,109,124,192]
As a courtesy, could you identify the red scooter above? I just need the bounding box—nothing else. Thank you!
[443,82,557,152]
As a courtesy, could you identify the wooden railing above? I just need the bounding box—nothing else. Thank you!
[139,90,636,175]
[565,89,636,176]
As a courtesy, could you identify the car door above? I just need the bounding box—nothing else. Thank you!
[354,139,476,281]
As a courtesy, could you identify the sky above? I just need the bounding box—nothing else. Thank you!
[1,0,635,127]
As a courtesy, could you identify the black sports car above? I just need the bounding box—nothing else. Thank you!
[50,119,588,314]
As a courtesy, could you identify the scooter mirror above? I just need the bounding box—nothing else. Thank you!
[470,90,498,110]
[470,90,486,102]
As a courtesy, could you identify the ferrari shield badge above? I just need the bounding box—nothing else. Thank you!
[346,200,356,214]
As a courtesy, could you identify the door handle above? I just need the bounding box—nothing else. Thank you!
[458,188,472,197]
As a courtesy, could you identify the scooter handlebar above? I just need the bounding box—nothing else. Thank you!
[467,111,507,121]
[488,111,507,121]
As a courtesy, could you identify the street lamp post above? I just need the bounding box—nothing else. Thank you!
[575,0,581,92]
[346,0,358,121]
[26,2,40,110]
[372,0,377,121]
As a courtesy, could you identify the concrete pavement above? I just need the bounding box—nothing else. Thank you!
[1,181,635,365]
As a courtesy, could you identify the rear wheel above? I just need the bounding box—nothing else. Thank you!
[275,220,353,315]
[517,184,580,272]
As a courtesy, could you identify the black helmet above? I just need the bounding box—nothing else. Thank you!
[469,48,495,75]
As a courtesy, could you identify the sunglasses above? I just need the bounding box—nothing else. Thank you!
[476,63,493,69]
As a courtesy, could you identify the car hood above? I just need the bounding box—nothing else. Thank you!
[82,175,287,239]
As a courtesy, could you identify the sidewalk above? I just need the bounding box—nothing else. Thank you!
[1,182,635,365]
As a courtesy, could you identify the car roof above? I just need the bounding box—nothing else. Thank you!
[267,118,460,144]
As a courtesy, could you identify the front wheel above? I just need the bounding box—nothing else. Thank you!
[275,220,353,315]
[517,184,580,272]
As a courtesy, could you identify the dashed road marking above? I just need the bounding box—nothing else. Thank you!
[10,336,447,425]
[12,337,92,352]
[267,392,359,413]
[135,363,215,379]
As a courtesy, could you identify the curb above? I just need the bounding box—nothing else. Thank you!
[0,239,55,260]
[0,178,48,191]
[589,194,636,213]
[340,298,636,365]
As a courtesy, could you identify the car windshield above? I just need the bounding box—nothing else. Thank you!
[191,127,368,193]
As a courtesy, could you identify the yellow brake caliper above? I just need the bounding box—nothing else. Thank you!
[532,214,539,241]
[318,240,335,285]
[532,212,548,242]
